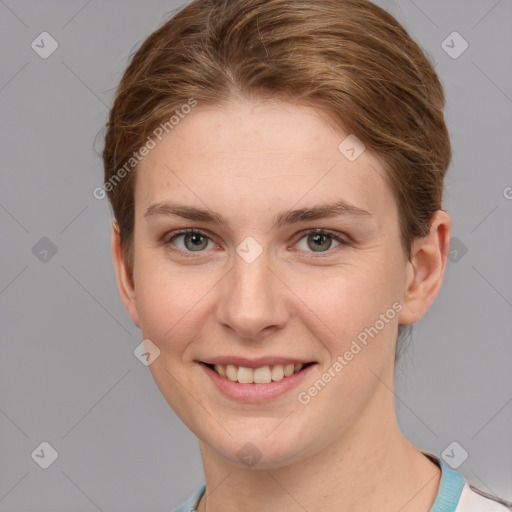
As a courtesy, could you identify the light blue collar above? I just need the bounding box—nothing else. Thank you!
[425,452,466,512]
[174,483,205,512]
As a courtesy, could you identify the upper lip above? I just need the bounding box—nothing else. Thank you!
[199,356,316,368]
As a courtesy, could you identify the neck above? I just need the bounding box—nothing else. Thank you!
[197,371,441,512]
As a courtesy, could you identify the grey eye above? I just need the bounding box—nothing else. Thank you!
[307,233,333,252]
[169,231,212,251]
[295,231,343,253]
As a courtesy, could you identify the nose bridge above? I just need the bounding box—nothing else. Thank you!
[215,243,287,338]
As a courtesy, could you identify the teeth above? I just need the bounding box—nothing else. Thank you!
[271,365,284,381]
[238,366,254,384]
[226,364,238,382]
[284,363,295,377]
[212,362,305,384]
[253,366,272,384]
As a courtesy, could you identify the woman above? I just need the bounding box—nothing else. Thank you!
[102,0,511,510]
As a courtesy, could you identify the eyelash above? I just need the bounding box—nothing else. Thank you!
[162,228,350,258]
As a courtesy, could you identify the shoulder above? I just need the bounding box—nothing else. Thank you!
[455,482,512,512]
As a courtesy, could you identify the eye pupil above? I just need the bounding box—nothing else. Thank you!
[308,233,332,252]
[185,233,208,251]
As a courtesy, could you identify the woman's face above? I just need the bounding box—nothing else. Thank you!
[117,98,423,468]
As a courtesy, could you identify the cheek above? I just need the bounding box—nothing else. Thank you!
[295,261,401,366]
[293,261,391,326]
[133,253,215,350]
[132,238,403,357]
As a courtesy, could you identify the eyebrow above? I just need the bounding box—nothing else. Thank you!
[144,199,371,229]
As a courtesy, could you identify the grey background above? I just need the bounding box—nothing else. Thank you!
[1,0,511,510]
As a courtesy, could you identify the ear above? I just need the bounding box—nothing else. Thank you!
[111,221,141,329]
[398,210,451,325]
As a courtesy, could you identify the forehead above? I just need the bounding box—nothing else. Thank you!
[135,99,396,229]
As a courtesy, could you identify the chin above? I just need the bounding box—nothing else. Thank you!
[200,426,313,470]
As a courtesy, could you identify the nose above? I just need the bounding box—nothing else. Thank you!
[214,248,289,341]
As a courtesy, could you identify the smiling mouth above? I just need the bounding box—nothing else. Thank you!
[201,362,315,384]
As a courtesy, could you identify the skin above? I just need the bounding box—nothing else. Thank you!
[112,97,451,512]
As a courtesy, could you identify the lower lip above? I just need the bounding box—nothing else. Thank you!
[199,363,316,403]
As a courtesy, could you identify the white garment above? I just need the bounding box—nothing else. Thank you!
[456,483,512,512]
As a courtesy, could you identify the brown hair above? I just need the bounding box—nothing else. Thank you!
[102,0,451,357]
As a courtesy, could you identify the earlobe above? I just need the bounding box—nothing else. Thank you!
[398,210,451,325]
[111,221,141,329]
